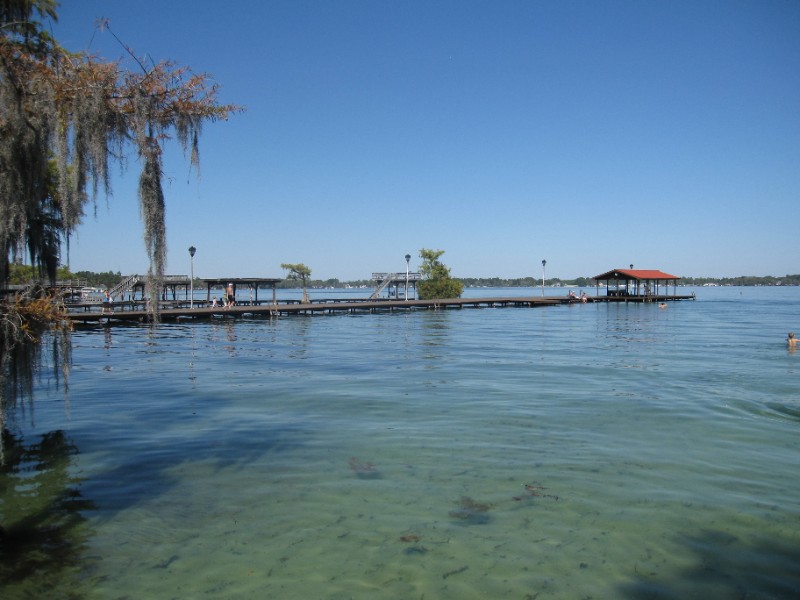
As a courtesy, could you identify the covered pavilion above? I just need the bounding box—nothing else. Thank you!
[199,277,282,305]
[592,268,680,298]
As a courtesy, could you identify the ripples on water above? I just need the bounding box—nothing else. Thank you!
[2,287,799,599]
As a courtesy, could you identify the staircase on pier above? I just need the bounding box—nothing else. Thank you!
[369,272,421,300]
[110,274,141,298]
[369,273,401,299]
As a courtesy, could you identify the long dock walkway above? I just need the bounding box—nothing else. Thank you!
[66,293,694,325]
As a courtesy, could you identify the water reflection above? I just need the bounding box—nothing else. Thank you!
[420,311,451,352]
[0,428,95,596]
[284,316,312,359]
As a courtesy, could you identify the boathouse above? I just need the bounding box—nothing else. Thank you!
[593,268,681,299]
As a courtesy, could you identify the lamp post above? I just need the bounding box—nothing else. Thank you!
[541,259,546,297]
[405,254,411,301]
[188,246,196,308]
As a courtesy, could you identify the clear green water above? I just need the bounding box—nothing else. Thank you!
[2,287,799,599]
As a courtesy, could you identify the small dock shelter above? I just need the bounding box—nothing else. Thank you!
[199,277,282,305]
[593,268,681,299]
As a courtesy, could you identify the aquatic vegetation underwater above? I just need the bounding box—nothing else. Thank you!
[513,482,559,502]
[448,496,493,525]
[348,456,381,479]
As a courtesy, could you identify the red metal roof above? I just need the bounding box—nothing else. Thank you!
[592,269,679,281]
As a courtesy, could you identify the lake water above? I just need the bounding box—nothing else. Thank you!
[2,286,799,599]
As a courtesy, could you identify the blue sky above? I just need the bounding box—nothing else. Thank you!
[52,1,800,281]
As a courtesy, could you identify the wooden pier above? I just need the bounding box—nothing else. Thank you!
[59,264,697,325]
[65,293,694,325]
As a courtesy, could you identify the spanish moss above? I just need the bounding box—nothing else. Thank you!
[0,0,239,415]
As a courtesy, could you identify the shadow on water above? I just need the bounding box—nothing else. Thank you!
[0,428,95,597]
[77,417,311,524]
[619,527,800,599]
[0,417,311,596]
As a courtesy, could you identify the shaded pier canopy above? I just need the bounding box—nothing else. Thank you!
[593,268,680,297]
[121,275,191,300]
[199,277,282,304]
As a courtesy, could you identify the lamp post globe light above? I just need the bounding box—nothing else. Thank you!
[405,254,411,301]
[541,259,546,297]
[188,246,196,308]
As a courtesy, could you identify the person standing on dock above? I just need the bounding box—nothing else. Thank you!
[102,290,112,314]
[226,283,235,308]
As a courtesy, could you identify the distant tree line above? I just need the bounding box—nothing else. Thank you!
[679,274,800,286]
[458,276,593,288]
[455,275,800,287]
[255,274,800,288]
[11,265,800,290]
[6,264,123,289]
